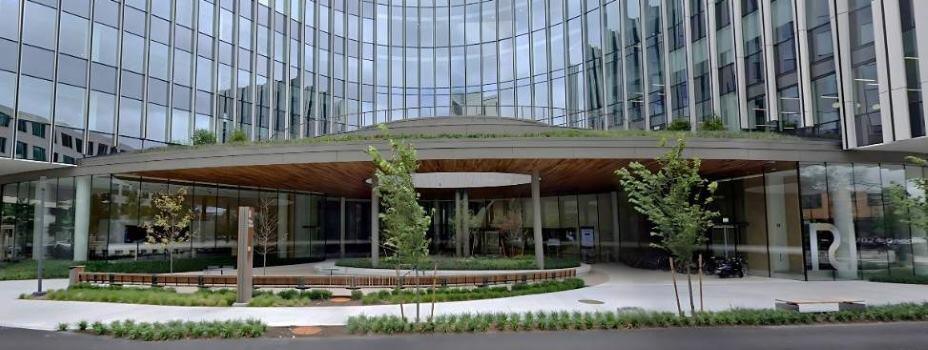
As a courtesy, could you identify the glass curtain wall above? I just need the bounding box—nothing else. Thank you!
[1,0,868,162]
[799,163,928,280]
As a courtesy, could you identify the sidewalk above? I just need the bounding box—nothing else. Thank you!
[3,265,928,331]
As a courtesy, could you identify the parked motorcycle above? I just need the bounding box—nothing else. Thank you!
[713,256,746,278]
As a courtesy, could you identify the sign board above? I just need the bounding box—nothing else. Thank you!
[580,226,595,248]
[236,207,254,305]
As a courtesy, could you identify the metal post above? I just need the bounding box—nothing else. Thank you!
[33,176,47,296]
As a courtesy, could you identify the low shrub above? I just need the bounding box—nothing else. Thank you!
[666,119,692,131]
[89,319,265,341]
[701,117,726,131]
[191,129,217,145]
[57,323,69,331]
[248,289,332,307]
[336,256,580,270]
[360,278,584,305]
[351,290,364,300]
[228,129,248,143]
[346,303,928,334]
[29,283,335,307]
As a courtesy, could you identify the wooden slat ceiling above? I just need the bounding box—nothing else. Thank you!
[133,158,788,199]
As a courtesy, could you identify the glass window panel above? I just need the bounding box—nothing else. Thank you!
[91,23,119,65]
[0,0,19,41]
[20,45,55,80]
[118,97,142,138]
[59,12,90,58]
[22,2,57,49]
[18,76,54,125]
[55,83,87,129]
[88,91,115,133]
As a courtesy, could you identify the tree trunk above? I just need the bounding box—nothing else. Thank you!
[698,254,704,313]
[430,263,437,321]
[395,266,405,321]
[168,248,174,274]
[262,251,268,276]
[669,257,683,318]
[415,267,420,323]
[686,264,695,316]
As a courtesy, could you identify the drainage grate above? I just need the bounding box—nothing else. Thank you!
[577,299,604,305]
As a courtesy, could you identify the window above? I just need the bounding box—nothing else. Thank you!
[59,13,89,58]
[91,23,119,65]
[22,2,57,49]
[32,145,47,161]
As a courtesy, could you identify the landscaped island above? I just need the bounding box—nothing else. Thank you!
[22,278,585,307]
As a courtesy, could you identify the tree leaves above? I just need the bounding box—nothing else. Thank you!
[369,127,432,265]
[143,188,194,248]
[615,138,719,262]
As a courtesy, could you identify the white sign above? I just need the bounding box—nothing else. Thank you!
[580,227,595,248]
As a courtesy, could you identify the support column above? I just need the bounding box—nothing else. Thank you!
[339,197,346,257]
[371,187,380,267]
[611,191,620,262]
[32,178,48,260]
[454,190,462,257]
[531,171,544,269]
[276,192,289,259]
[462,190,470,257]
[73,176,91,261]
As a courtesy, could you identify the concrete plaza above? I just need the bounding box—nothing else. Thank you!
[3,264,928,331]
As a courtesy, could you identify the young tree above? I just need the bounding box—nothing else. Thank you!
[495,201,524,257]
[616,138,719,317]
[368,126,432,322]
[254,197,278,275]
[887,156,928,236]
[144,188,194,273]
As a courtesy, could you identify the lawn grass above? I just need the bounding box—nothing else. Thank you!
[61,319,266,341]
[0,260,75,281]
[336,256,580,270]
[21,283,334,307]
[360,278,585,305]
[347,303,928,334]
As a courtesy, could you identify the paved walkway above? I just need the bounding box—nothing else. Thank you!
[4,264,928,331]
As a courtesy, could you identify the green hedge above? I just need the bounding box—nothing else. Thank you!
[336,256,580,271]
[0,260,75,281]
[0,256,322,280]
[61,319,266,341]
[347,303,928,334]
[868,274,928,285]
[24,283,333,307]
[32,284,237,307]
[360,278,584,305]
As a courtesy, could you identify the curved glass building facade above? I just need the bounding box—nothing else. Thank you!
[2,0,927,166]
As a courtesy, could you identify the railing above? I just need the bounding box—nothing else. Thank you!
[69,266,577,289]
